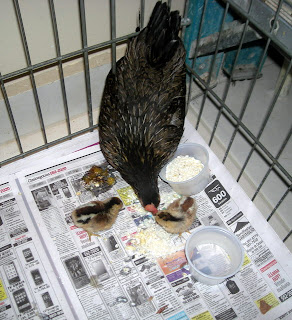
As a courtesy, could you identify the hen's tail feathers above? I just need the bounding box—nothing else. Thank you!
[146,1,181,67]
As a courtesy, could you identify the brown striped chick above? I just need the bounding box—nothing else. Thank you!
[155,197,197,235]
[72,197,123,240]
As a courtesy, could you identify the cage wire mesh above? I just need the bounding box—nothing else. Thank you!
[0,0,291,246]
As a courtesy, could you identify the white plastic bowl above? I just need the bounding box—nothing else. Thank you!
[160,143,210,195]
[185,226,244,285]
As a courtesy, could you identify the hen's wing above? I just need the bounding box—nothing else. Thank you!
[99,1,186,189]
[99,35,185,175]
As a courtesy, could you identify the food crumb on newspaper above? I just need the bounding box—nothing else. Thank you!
[259,300,272,314]
[156,305,168,314]
[82,165,116,196]
[126,218,185,260]
[82,165,115,187]
[116,297,128,303]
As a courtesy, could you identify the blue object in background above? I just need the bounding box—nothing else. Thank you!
[223,43,266,79]
[184,0,266,81]
[184,0,234,78]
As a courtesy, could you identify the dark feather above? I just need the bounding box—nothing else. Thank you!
[76,197,122,225]
[98,1,186,209]
[156,211,184,222]
[155,197,197,234]
[76,197,122,217]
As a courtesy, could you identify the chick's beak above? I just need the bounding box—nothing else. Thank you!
[144,204,158,215]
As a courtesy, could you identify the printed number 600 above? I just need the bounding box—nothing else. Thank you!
[212,190,227,203]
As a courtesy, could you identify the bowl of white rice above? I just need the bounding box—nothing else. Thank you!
[160,143,210,195]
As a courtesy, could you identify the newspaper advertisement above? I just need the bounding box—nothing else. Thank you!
[0,121,291,320]
[0,177,74,320]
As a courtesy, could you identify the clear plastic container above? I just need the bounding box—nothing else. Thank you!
[160,143,210,195]
[185,226,244,285]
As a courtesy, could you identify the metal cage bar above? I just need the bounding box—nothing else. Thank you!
[1,0,291,243]
[186,0,209,107]
[13,0,48,144]
[224,0,291,59]
[48,0,71,135]
[79,0,93,128]
[186,64,292,185]
[181,0,190,40]
[0,33,138,167]
[234,0,287,181]
[221,0,285,166]
[0,124,99,167]
[196,2,230,129]
[209,10,252,146]
[267,185,291,223]
[222,38,271,164]
[110,0,117,75]
[283,230,292,243]
[186,0,291,243]
[140,0,145,30]
[237,57,292,182]
[252,127,292,201]
[0,74,23,160]
[0,32,138,82]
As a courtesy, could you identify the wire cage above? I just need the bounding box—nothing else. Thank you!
[0,0,291,248]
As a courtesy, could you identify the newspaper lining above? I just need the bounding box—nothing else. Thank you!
[0,120,291,320]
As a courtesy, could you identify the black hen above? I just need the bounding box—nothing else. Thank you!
[98,1,186,214]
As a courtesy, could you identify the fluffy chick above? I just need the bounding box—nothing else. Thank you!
[72,197,123,240]
[155,197,197,235]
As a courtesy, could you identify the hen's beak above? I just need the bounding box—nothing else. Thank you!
[144,204,158,215]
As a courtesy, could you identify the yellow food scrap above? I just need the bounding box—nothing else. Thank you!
[191,310,214,320]
[0,280,7,300]
[82,165,115,187]
[92,166,105,175]
[242,253,251,267]
[107,177,115,185]
[117,186,137,205]
[83,176,92,184]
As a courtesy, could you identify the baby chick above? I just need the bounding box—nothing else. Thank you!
[155,197,197,235]
[72,197,123,240]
